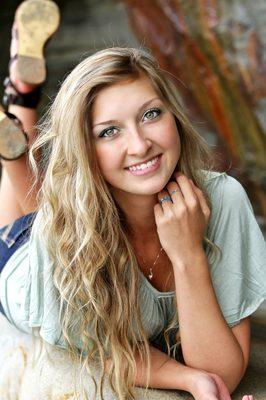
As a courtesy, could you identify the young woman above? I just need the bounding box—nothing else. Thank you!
[0,13,265,400]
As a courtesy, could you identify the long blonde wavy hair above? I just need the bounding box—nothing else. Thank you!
[30,47,221,400]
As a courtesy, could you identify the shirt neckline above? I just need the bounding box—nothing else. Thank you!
[138,268,175,297]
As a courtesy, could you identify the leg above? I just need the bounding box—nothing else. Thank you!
[0,28,39,224]
[0,150,39,222]
[0,1,60,225]
[0,168,23,228]
[0,106,39,227]
[0,102,40,221]
[1,106,40,217]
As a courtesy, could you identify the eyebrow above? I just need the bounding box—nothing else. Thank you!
[92,97,161,128]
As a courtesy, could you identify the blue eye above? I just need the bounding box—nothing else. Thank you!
[143,108,161,121]
[99,126,118,138]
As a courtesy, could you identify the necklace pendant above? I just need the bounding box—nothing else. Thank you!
[148,268,153,280]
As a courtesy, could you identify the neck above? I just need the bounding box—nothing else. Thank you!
[113,190,158,240]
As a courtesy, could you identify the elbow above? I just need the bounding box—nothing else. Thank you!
[227,348,250,394]
[226,361,248,394]
[210,355,247,395]
[184,356,247,395]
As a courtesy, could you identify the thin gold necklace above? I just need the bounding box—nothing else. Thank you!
[137,247,164,280]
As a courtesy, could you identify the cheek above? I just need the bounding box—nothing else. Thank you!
[159,118,180,148]
[95,145,121,179]
[95,146,108,176]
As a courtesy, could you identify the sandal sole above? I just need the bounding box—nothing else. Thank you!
[0,110,28,160]
[15,0,60,85]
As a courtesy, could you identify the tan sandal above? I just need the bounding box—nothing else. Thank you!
[0,107,28,161]
[15,0,60,85]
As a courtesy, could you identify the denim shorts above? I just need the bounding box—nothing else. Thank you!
[0,212,36,316]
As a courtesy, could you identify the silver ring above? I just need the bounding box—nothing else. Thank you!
[159,195,172,204]
[170,189,181,196]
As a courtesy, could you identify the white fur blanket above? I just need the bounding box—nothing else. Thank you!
[0,314,265,400]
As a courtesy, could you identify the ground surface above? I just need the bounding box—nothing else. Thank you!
[0,307,265,400]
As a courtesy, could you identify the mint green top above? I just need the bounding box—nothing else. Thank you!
[1,171,266,351]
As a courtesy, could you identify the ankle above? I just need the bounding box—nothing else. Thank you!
[3,77,42,110]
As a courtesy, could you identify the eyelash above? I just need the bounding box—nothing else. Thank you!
[99,126,118,138]
[98,107,162,138]
[143,107,162,121]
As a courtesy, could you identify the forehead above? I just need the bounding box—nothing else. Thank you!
[91,76,161,124]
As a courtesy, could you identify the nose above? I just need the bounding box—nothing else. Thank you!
[126,125,152,157]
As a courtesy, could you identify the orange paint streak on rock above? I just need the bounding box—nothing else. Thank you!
[185,43,238,157]
[171,2,237,155]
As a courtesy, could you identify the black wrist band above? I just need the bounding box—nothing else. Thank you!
[2,77,42,109]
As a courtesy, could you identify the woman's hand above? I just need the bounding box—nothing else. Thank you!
[191,371,231,399]
[154,172,210,266]
[190,371,253,400]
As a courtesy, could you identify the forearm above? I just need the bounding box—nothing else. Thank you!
[134,344,198,391]
[106,344,198,392]
[173,249,245,392]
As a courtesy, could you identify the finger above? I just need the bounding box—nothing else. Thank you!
[174,174,199,208]
[158,190,173,212]
[154,203,164,222]
[204,397,218,400]
[189,179,210,221]
[208,373,231,400]
[166,181,186,208]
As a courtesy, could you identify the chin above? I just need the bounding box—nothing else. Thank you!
[131,180,169,196]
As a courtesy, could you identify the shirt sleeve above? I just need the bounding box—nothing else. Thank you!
[0,211,65,345]
[206,173,266,327]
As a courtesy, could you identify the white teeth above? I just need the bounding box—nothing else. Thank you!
[128,156,159,171]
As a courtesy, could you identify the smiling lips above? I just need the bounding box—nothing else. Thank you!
[126,155,161,175]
